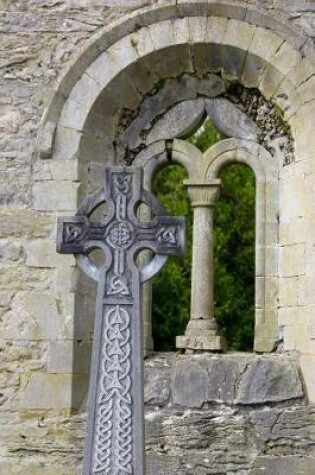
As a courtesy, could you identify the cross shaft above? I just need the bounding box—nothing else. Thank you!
[57,166,185,475]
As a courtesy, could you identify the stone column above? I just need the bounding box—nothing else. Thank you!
[176,179,226,351]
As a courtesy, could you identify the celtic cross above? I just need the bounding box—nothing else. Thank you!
[57,166,185,475]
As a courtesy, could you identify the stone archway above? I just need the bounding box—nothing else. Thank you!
[36,1,315,404]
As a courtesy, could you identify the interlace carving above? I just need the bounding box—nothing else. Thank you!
[64,223,84,243]
[156,226,178,245]
[107,276,130,296]
[107,221,134,249]
[93,305,132,475]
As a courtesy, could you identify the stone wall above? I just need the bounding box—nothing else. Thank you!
[145,354,314,475]
[1,1,315,473]
[1,353,314,474]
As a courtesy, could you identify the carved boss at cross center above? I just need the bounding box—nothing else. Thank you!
[57,166,185,475]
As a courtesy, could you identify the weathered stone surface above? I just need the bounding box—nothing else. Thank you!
[2,291,60,340]
[22,373,73,409]
[146,454,181,475]
[119,75,224,149]
[0,210,54,238]
[33,181,79,211]
[46,340,92,374]
[171,358,208,408]
[206,98,260,140]
[252,456,315,475]
[237,358,304,404]
[146,99,205,143]
[144,355,171,406]
[24,240,75,268]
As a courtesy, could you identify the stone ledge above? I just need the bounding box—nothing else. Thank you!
[144,353,304,408]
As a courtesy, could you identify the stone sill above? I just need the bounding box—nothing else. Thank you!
[144,352,304,409]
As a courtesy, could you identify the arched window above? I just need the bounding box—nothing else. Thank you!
[214,163,255,351]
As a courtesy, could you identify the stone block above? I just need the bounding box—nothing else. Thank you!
[22,373,72,409]
[290,102,315,156]
[205,356,248,404]
[242,51,267,88]
[0,209,54,239]
[278,307,296,327]
[107,33,140,70]
[264,276,279,309]
[205,98,259,140]
[130,26,156,57]
[146,99,205,144]
[176,334,225,351]
[306,244,315,277]
[259,65,285,100]
[193,42,222,74]
[146,454,181,475]
[222,44,247,81]
[0,240,21,264]
[300,355,315,404]
[0,464,79,475]
[33,181,79,211]
[47,340,92,374]
[54,266,81,294]
[34,159,80,182]
[0,291,13,308]
[236,358,303,405]
[144,364,170,406]
[171,355,253,407]
[298,276,315,305]
[279,217,307,246]
[252,456,315,475]
[224,19,255,52]
[147,20,174,51]
[289,56,315,89]
[25,240,75,268]
[278,277,298,307]
[247,26,284,63]
[171,358,208,408]
[205,16,228,44]
[279,244,306,277]
[85,51,120,90]
[188,16,207,43]
[264,246,279,276]
[2,291,59,340]
[269,41,302,77]
[172,17,190,45]
[58,97,90,132]
[177,0,246,20]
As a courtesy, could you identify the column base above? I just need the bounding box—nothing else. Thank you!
[176,334,226,352]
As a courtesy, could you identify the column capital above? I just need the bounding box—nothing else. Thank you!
[184,179,221,207]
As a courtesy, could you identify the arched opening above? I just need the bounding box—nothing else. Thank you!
[214,163,256,351]
[34,6,311,412]
[151,163,191,351]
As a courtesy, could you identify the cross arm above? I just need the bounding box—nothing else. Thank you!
[57,215,105,254]
[153,216,185,255]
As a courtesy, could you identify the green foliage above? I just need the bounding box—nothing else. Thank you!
[214,164,255,351]
[152,120,255,352]
[151,165,192,351]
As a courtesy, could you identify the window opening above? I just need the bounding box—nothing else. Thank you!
[214,164,255,351]
[151,164,191,351]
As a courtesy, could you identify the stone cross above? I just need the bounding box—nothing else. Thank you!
[57,165,185,475]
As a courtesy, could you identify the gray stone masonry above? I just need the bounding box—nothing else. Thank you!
[1,352,313,474]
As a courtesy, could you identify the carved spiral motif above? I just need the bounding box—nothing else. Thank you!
[93,305,132,475]
[64,223,83,243]
[106,221,134,249]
